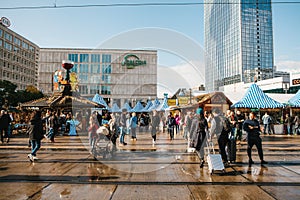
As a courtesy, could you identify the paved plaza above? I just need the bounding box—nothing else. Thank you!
[0,131,299,200]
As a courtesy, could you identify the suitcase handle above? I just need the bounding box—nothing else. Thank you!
[206,141,215,155]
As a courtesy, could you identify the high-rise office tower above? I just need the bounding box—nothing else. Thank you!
[204,0,274,91]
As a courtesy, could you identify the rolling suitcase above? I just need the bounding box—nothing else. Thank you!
[206,141,225,175]
[227,134,236,163]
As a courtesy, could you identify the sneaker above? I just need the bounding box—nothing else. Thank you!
[27,154,34,162]
[123,142,127,145]
[6,138,9,143]
[152,139,156,144]
[261,160,268,165]
[32,156,38,160]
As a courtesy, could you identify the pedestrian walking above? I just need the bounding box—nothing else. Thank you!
[262,112,271,135]
[88,117,99,147]
[27,111,47,162]
[174,112,180,135]
[183,111,192,140]
[243,112,268,166]
[293,115,300,135]
[284,114,292,135]
[210,109,231,165]
[190,111,208,168]
[0,110,12,143]
[167,113,176,140]
[118,109,127,146]
[130,112,138,141]
[150,110,160,144]
[236,110,245,144]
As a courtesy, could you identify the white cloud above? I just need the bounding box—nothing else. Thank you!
[276,60,300,74]
[157,61,205,98]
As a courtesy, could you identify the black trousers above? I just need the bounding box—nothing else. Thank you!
[247,136,264,161]
[218,134,229,162]
[0,127,9,142]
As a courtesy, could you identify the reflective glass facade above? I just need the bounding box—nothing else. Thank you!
[204,0,274,91]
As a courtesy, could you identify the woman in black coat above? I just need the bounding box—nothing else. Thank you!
[190,112,208,168]
[27,111,45,162]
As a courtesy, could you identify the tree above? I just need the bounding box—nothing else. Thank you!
[26,85,40,94]
[0,81,44,107]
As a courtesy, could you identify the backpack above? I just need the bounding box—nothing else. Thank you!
[167,117,175,126]
[222,117,232,134]
[214,116,231,135]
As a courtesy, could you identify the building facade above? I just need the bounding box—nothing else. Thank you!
[38,48,157,107]
[0,17,39,90]
[204,0,274,91]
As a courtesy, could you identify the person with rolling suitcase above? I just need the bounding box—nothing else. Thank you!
[210,109,231,166]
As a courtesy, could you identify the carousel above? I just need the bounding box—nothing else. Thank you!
[21,60,105,111]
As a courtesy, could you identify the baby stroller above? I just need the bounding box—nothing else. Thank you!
[91,124,117,160]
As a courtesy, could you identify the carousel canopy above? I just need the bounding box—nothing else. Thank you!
[131,101,145,112]
[92,94,109,109]
[288,90,300,107]
[110,103,121,113]
[21,92,104,109]
[232,84,284,109]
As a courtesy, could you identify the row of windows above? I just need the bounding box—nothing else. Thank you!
[78,74,111,84]
[1,51,36,68]
[68,54,112,63]
[2,71,35,83]
[70,64,112,74]
[0,41,36,60]
[79,85,111,95]
[0,28,35,51]
[1,61,35,74]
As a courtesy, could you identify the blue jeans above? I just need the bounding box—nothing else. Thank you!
[263,124,270,134]
[119,127,126,143]
[31,140,41,156]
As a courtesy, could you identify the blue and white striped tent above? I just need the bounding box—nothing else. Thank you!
[156,97,169,111]
[288,90,300,107]
[110,103,121,112]
[121,102,132,112]
[92,94,109,109]
[131,101,145,112]
[232,84,284,109]
[142,100,153,112]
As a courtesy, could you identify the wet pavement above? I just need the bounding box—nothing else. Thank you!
[0,131,299,200]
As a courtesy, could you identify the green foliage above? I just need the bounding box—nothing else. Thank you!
[0,81,44,107]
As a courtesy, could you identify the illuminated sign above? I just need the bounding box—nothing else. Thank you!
[292,79,300,86]
[1,17,11,27]
[121,54,146,69]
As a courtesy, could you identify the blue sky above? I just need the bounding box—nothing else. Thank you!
[1,0,300,93]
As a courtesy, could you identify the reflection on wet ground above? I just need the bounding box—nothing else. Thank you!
[0,133,299,199]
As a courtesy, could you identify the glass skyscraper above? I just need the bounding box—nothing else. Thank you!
[204,0,274,91]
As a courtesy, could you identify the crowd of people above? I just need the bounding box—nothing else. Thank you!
[1,107,299,165]
[184,108,270,168]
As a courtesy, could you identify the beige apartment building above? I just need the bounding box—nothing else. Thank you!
[0,17,39,90]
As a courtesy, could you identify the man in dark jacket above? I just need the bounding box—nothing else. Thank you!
[0,110,12,143]
[243,112,268,166]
